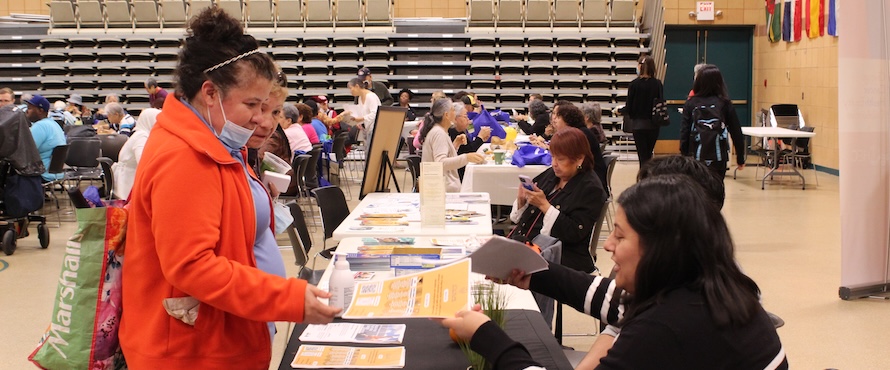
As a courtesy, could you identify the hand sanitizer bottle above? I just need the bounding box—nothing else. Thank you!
[328,253,355,317]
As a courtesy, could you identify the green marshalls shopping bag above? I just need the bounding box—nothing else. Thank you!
[29,205,127,370]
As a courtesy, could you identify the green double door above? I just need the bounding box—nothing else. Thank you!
[661,26,754,142]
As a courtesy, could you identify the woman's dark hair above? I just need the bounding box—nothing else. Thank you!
[304,99,319,117]
[618,175,761,328]
[553,100,585,129]
[398,88,414,100]
[638,55,657,77]
[295,103,312,124]
[451,90,470,103]
[528,99,548,117]
[549,127,594,172]
[419,98,452,144]
[347,77,366,89]
[637,155,725,209]
[175,7,276,100]
[692,64,730,99]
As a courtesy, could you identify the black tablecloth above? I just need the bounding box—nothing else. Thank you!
[279,309,572,370]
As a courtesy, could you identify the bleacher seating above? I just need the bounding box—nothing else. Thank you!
[7,0,646,153]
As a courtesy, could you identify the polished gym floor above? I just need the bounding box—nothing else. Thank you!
[1,161,886,369]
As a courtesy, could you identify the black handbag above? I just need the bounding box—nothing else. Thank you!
[651,97,670,126]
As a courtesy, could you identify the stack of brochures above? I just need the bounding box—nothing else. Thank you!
[346,245,395,272]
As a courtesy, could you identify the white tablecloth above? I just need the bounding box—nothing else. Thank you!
[331,192,493,243]
[316,237,540,312]
[460,162,549,206]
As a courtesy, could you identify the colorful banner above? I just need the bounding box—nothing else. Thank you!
[827,0,838,36]
[782,0,792,41]
[807,0,824,38]
[793,0,803,41]
[767,0,782,43]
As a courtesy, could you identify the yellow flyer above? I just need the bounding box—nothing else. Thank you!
[290,345,405,368]
[342,258,471,319]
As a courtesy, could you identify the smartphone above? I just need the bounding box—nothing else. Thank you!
[519,175,534,191]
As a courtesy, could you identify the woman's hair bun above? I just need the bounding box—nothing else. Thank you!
[188,6,243,43]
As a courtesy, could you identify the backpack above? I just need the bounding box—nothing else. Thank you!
[690,98,729,162]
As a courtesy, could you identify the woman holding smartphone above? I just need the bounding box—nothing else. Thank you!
[507,127,606,274]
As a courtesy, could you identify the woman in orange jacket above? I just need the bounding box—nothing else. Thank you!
[119,8,339,369]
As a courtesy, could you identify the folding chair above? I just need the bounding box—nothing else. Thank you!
[311,186,350,256]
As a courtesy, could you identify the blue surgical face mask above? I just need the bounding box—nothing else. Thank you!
[210,94,255,151]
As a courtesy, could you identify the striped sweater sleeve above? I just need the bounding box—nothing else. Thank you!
[529,262,625,326]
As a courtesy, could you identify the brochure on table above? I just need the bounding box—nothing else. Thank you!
[299,323,406,345]
[291,345,405,369]
[419,162,446,228]
[342,258,471,319]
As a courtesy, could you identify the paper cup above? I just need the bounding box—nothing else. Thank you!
[493,150,506,165]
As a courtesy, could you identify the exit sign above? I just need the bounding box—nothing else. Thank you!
[697,1,715,21]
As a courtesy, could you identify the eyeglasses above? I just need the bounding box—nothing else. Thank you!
[276,70,287,87]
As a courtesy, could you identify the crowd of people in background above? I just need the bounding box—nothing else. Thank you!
[0,6,771,367]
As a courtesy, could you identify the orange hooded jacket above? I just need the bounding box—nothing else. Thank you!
[120,97,307,369]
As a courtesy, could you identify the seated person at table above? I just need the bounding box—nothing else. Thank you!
[411,91,448,152]
[581,101,607,146]
[516,99,550,138]
[448,101,491,180]
[113,108,159,199]
[304,100,330,140]
[104,102,137,135]
[550,100,608,191]
[507,127,606,273]
[442,175,787,370]
[25,95,66,182]
[394,88,417,121]
[420,98,484,192]
[282,103,313,154]
[296,103,320,145]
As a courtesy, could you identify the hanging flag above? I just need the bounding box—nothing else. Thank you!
[808,0,822,38]
[782,0,792,41]
[805,0,810,37]
[767,0,782,43]
[793,0,802,41]
[827,0,838,36]
[819,0,825,36]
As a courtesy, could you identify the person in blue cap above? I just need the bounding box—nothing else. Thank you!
[25,94,66,181]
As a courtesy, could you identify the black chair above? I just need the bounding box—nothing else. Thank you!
[303,145,323,190]
[326,132,352,199]
[286,202,325,285]
[42,145,69,225]
[98,133,128,162]
[96,157,115,200]
[311,186,350,258]
[404,154,421,192]
[64,138,103,187]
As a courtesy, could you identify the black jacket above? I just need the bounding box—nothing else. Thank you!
[510,168,606,273]
[625,77,664,131]
[517,112,551,138]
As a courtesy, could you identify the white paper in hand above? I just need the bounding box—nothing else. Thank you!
[469,235,548,280]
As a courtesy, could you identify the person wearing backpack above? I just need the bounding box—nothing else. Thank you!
[623,56,664,167]
[680,64,746,180]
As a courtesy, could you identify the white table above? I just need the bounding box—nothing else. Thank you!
[331,192,493,243]
[460,162,549,206]
[401,120,420,140]
[741,126,816,190]
[316,237,539,312]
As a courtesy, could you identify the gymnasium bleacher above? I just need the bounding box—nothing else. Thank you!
[1,0,654,152]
